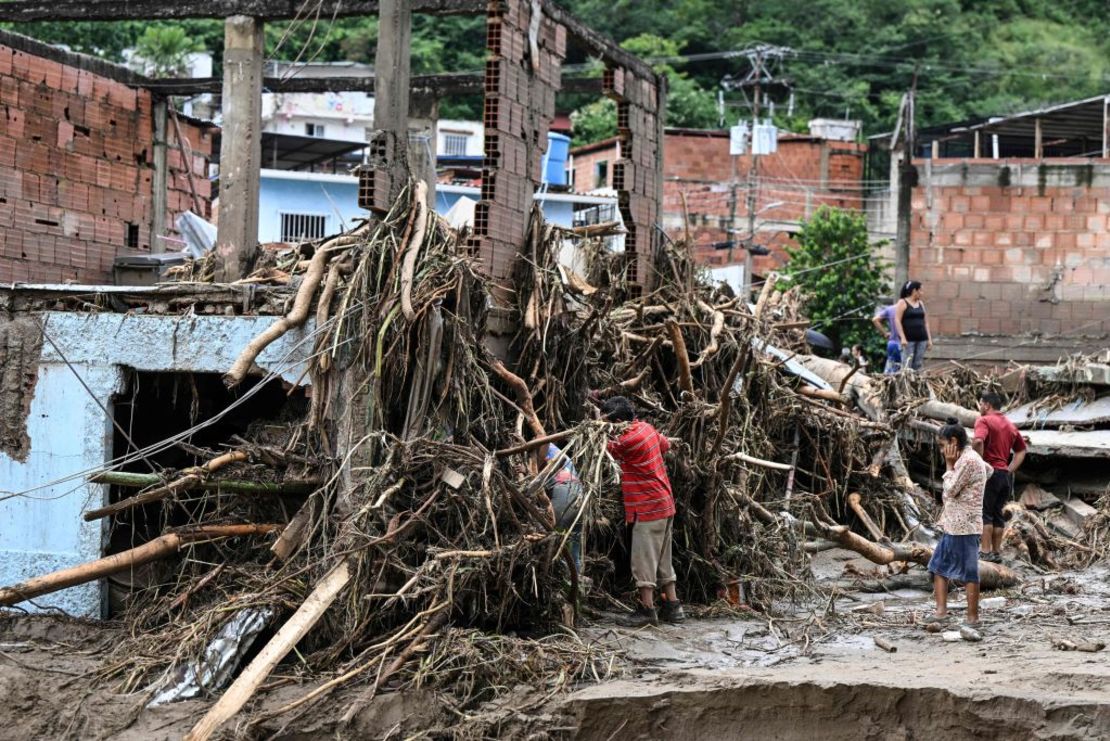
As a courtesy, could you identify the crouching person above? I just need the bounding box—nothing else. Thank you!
[601,396,685,627]
[927,419,992,628]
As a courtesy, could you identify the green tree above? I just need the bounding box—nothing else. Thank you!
[570,33,718,145]
[134,25,204,77]
[778,206,888,360]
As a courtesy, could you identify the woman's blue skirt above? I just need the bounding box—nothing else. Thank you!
[928,533,980,584]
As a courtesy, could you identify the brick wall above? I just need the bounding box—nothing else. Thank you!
[573,130,866,275]
[909,159,1110,351]
[0,33,214,284]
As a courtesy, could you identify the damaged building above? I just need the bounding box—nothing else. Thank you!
[874,94,1110,364]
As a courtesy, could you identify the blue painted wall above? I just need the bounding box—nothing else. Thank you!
[258,175,365,242]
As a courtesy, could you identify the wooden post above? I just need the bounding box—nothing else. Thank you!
[973,130,981,159]
[1103,95,1109,159]
[183,560,352,741]
[1034,116,1043,159]
[930,140,939,159]
[893,86,916,291]
[151,98,168,253]
[214,15,264,282]
[371,0,413,205]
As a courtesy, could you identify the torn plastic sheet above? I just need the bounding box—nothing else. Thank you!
[147,607,274,706]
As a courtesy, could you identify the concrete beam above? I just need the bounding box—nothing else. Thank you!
[0,0,484,21]
[214,16,264,282]
[143,73,606,97]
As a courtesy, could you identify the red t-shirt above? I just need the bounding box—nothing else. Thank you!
[973,411,1027,470]
[606,420,676,523]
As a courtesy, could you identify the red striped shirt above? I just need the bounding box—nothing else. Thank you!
[607,420,675,523]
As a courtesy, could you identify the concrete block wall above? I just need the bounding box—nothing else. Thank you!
[910,159,1110,346]
[0,34,213,285]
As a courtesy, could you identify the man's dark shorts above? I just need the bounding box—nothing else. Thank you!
[982,468,1013,527]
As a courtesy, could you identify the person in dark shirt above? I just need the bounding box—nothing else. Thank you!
[894,280,932,371]
[602,396,686,627]
[973,391,1027,563]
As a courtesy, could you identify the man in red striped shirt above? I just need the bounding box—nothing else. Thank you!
[602,396,685,627]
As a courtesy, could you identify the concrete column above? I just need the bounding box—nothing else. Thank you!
[214,15,264,282]
[151,99,168,253]
[368,0,412,209]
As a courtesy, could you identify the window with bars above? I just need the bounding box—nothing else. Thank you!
[305,122,326,137]
[442,133,469,156]
[280,213,327,243]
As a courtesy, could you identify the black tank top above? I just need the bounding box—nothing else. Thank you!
[901,300,927,342]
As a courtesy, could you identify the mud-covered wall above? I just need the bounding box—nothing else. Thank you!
[0,316,42,460]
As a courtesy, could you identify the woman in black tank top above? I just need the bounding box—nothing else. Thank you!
[895,280,932,371]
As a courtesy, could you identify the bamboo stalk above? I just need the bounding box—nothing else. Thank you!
[0,525,278,606]
[84,471,319,522]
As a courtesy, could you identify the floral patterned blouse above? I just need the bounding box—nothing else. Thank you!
[938,446,992,536]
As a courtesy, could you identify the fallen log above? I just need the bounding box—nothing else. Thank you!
[183,560,352,741]
[918,400,979,428]
[84,471,319,521]
[848,492,886,542]
[0,525,279,607]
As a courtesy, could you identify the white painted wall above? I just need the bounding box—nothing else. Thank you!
[0,312,314,618]
[436,119,484,156]
[261,92,375,143]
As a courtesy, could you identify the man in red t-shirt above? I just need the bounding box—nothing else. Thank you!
[602,396,685,627]
[973,391,1027,563]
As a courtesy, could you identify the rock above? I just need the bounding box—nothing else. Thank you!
[980,597,1007,609]
[942,631,962,642]
[1060,495,1097,529]
[1019,484,1062,512]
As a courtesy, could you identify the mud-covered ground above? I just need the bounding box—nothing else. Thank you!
[2,550,1108,740]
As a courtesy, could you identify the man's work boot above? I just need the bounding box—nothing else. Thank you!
[659,599,687,624]
[617,603,658,628]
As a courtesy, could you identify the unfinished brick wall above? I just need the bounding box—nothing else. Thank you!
[602,64,662,294]
[462,0,566,284]
[0,33,213,284]
[909,159,1110,347]
[573,131,866,274]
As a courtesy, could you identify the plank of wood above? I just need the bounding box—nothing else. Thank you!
[183,560,352,741]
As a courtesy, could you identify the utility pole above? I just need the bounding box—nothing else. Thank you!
[722,44,791,298]
[893,69,919,291]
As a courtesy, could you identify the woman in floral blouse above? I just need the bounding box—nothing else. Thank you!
[926,419,993,626]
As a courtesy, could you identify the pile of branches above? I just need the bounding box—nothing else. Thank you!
[0,183,1041,736]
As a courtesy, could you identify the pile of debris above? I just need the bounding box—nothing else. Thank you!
[1,183,1107,737]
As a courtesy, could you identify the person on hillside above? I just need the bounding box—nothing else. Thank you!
[973,391,1028,563]
[601,395,685,627]
[872,303,902,373]
[893,280,932,371]
[926,418,992,628]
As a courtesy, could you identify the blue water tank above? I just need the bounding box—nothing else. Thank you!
[543,133,571,186]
